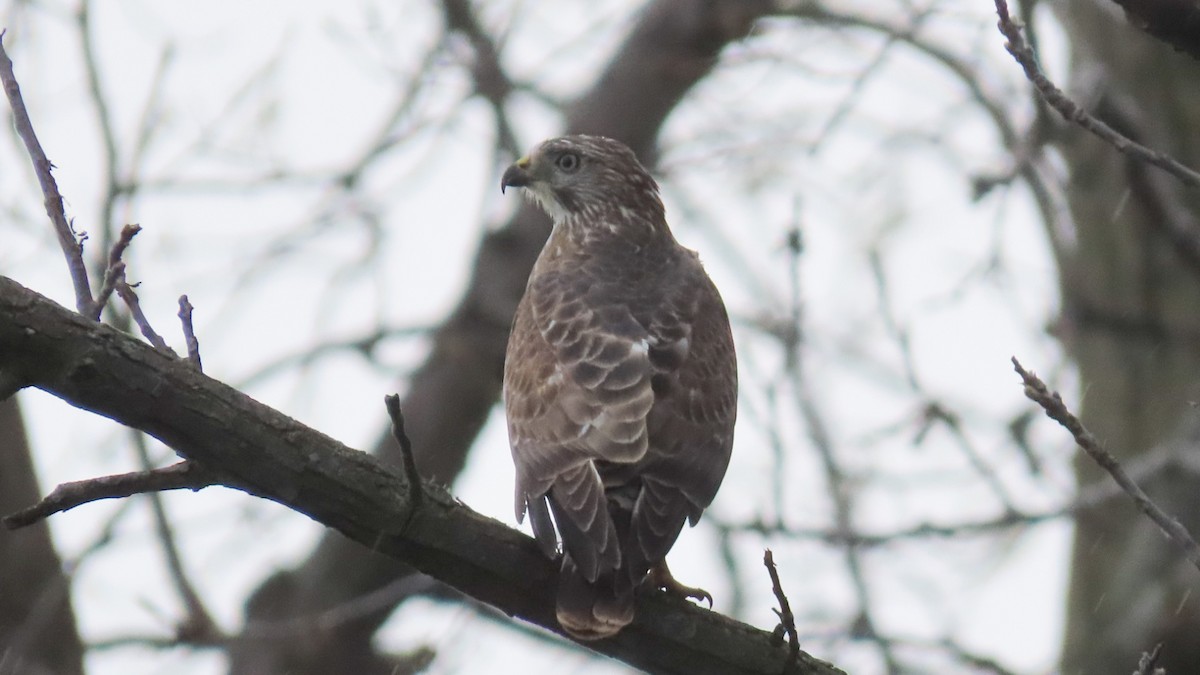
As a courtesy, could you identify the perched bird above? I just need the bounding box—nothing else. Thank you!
[500,135,737,640]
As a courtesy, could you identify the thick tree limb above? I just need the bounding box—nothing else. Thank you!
[0,275,844,675]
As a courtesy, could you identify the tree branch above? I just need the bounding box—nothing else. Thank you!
[992,0,1200,187]
[384,395,422,522]
[1011,357,1200,573]
[177,295,202,370]
[93,224,141,319]
[0,275,844,675]
[3,460,218,529]
[763,550,799,671]
[0,31,95,315]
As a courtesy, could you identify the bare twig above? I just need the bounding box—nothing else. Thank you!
[93,224,143,319]
[178,295,202,371]
[992,0,1200,188]
[1012,356,1200,573]
[764,549,799,671]
[0,31,95,314]
[384,394,423,516]
[1135,642,1165,675]
[3,461,218,529]
[116,279,175,355]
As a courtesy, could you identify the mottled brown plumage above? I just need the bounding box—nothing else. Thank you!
[501,135,737,640]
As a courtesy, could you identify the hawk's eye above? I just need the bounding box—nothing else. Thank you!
[556,152,581,173]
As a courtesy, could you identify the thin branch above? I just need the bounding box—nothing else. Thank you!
[384,394,423,520]
[116,279,174,355]
[763,550,799,672]
[177,295,202,371]
[1012,356,1200,573]
[1135,642,1165,675]
[3,461,219,529]
[992,0,1200,187]
[93,224,142,319]
[0,31,95,314]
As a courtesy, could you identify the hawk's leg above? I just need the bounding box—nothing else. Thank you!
[644,559,713,608]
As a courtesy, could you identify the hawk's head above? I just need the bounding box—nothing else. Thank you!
[501,135,664,226]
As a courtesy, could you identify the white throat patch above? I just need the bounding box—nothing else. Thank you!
[522,183,571,224]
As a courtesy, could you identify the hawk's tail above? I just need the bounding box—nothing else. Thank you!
[556,556,634,640]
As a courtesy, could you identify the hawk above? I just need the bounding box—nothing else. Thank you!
[500,135,737,639]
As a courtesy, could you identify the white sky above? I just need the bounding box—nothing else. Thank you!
[1,1,1074,673]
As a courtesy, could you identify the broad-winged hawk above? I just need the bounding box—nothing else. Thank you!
[500,135,737,639]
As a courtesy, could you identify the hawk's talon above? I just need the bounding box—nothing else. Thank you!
[645,560,713,608]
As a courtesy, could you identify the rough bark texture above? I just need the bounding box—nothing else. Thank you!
[0,275,844,675]
[228,1,772,672]
[1054,1,1200,672]
[0,397,85,675]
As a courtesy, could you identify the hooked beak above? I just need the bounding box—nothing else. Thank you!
[500,156,533,194]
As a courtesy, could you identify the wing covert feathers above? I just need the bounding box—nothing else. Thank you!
[501,135,736,640]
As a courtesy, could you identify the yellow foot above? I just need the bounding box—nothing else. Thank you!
[645,559,713,608]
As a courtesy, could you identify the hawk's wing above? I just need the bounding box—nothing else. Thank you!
[504,266,657,582]
[505,252,736,585]
[625,264,737,579]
